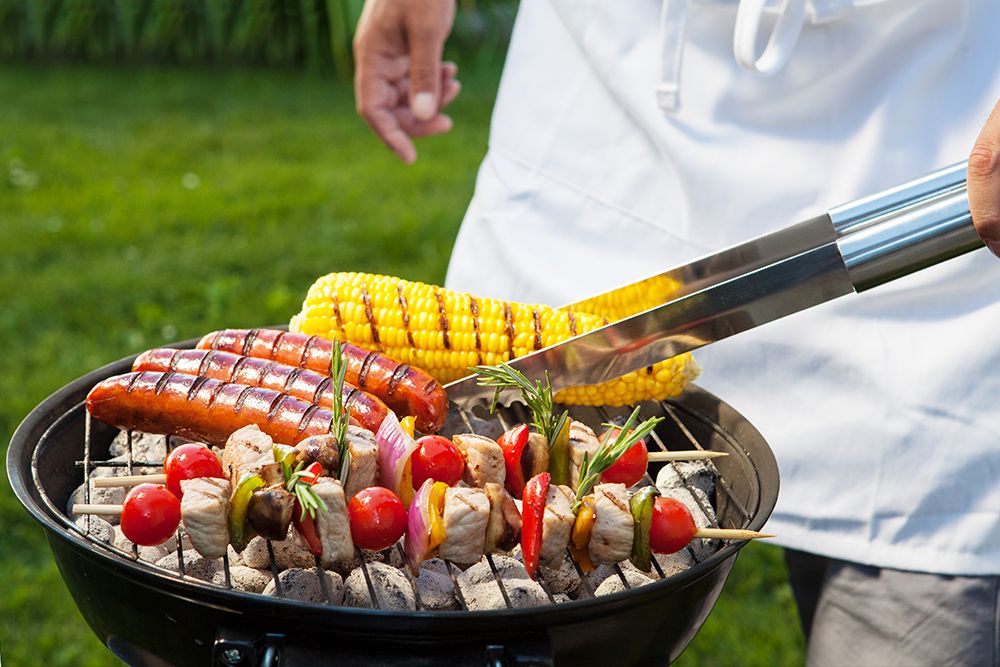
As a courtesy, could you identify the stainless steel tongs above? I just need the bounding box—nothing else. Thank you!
[445,162,981,408]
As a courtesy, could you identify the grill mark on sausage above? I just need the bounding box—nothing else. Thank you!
[271,330,288,362]
[503,302,515,361]
[469,296,483,365]
[205,380,228,409]
[283,366,305,394]
[126,372,144,394]
[196,349,216,377]
[241,329,260,357]
[423,379,442,398]
[344,387,361,410]
[266,393,288,421]
[230,354,252,382]
[297,403,322,435]
[531,308,543,351]
[186,375,210,402]
[568,311,578,337]
[387,363,410,398]
[361,282,382,350]
[233,385,255,414]
[154,371,174,396]
[301,335,320,369]
[314,375,332,405]
[168,349,183,372]
[358,350,378,391]
[434,288,451,350]
[396,282,416,349]
[206,330,225,351]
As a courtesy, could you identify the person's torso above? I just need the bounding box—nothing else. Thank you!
[446,0,1000,573]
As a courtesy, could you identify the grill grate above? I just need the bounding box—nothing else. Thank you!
[47,396,753,613]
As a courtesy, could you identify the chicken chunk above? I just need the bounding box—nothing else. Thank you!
[344,426,378,497]
[222,425,274,482]
[568,421,600,490]
[439,487,490,565]
[484,482,521,554]
[313,478,355,570]
[180,477,231,558]
[540,484,575,568]
[588,483,634,565]
[453,434,505,488]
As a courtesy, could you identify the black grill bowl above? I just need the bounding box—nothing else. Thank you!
[8,350,779,667]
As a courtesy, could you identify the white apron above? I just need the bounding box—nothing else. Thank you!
[446,0,1000,574]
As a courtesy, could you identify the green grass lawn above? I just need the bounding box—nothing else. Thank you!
[0,64,804,666]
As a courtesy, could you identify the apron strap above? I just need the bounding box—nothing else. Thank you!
[733,0,809,75]
[657,0,689,113]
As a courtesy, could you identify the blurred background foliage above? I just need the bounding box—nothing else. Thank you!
[0,0,516,74]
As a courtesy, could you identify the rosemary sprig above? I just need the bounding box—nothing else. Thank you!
[329,342,351,487]
[574,406,663,509]
[472,362,570,448]
[284,460,329,521]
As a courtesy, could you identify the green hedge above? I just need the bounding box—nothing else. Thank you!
[0,0,516,75]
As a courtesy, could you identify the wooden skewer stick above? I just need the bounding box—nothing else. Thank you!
[694,528,776,540]
[646,450,728,462]
[93,474,167,488]
[72,504,124,516]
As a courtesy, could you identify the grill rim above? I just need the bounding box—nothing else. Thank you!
[8,342,779,626]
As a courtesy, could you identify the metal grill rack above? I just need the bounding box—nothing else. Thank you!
[41,396,753,613]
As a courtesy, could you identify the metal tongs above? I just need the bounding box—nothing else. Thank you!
[446,162,981,408]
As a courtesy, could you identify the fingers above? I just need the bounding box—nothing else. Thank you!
[406,6,453,121]
[368,108,418,164]
[969,99,1000,257]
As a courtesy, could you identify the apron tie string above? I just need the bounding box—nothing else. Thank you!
[658,0,810,113]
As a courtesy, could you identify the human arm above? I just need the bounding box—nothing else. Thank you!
[353,0,460,164]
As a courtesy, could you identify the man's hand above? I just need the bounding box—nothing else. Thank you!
[354,0,459,164]
[969,99,1000,256]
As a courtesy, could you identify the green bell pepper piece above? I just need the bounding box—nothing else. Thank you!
[629,486,658,572]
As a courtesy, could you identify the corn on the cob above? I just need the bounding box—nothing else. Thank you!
[565,274,682,322]
[290,272,699,406]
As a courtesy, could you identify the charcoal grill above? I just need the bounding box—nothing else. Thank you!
[7,338,778,667]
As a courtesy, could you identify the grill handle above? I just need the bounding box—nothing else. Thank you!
[830,161,982,292]
[213,628,554,666]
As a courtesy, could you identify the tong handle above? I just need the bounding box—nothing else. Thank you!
[830,162,983,292]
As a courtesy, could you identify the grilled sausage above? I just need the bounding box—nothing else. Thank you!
[133,348,389,434]
[86,371,334,446]
[196,329,448,433]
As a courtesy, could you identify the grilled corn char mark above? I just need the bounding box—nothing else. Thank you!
[396,282,416,349]
[469,296,484,366]
[503,302,515,361]
[360,281,382,350]
[434,287,451,350]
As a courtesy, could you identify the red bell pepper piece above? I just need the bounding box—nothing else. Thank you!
[497,424,530,497]
[293,498,323,556]
[520,472,550,580]
[301,461,323,485]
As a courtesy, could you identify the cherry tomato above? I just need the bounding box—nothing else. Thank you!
[348,487,408,551]
[164,443,224,498]
[599,427,648,487]
[120,483,181,546]
[411,435,464,488]
[649,497,697,555]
